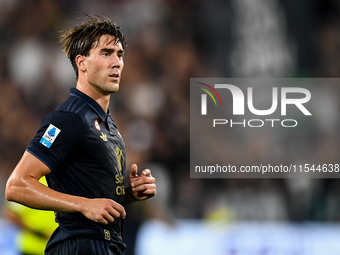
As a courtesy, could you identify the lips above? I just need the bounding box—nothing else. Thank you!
[109,72,120,80]
[109,73,119,78]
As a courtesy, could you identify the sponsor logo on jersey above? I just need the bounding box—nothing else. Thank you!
[115,146,125,195]
[39,124,61,148]
[115,146,124,171]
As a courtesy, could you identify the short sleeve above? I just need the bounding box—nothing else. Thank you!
[26,111,83,171]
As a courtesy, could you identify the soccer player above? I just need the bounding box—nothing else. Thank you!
[5,15,156,255]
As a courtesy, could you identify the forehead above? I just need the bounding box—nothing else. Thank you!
[92,35,123,50]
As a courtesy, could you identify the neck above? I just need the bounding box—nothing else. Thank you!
[76,81,110,112]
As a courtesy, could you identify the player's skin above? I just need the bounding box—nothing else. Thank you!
[5,35,156,225]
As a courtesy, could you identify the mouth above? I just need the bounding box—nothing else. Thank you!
[109,73,120,81]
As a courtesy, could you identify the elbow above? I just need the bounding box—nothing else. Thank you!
[5,180,15,201]
[5,177,21,202]
[5,190,14,202]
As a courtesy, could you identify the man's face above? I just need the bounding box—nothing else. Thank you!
[84,35,124,94]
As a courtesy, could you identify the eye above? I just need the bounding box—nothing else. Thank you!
[102,51,112,57]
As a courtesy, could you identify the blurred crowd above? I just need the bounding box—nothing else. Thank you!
[1,0,340,254]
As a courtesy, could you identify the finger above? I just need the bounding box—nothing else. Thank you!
[107,206,122,219]
[142,188,157,195]
[134,188,157,200]
[111,202,126,219]
[131,176,155,189]
[132,183,156,192]
[130,164,138,177]
[102,212,115,223]
[142,169,151,176]
[97,217,108,225]
[92,213,109,225]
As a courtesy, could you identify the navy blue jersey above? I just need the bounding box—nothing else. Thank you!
[27,88,126,252]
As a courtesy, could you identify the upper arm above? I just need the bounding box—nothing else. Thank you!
[11,151,51,181]
[6,151,51,201]
[26,111,83,171]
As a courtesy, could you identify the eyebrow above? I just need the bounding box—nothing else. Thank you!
[100,48,125,54]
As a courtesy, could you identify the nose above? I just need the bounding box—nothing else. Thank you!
[111,54,122,69]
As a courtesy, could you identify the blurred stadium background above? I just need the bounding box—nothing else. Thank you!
[0,0,340,254]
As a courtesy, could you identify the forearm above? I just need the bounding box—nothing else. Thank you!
[6,175,84,213]
[6,152,126,224]
[6,151,85,214]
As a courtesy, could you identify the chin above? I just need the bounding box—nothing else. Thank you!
[109,84,120,93]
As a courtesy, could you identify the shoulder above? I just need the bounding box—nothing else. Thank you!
[55,95,99,124]
[56,96,88,115]
[45,95,95,125]
[40,105,87,144]
[42,110,83,130]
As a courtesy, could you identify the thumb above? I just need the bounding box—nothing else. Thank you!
[130,164,138,177]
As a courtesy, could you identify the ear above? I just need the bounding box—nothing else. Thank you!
[75,55,87,74]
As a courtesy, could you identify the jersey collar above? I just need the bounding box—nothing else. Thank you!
[70,88,108,121]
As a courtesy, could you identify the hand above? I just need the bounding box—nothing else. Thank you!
[81,198,126,224]
[129,164,156,201]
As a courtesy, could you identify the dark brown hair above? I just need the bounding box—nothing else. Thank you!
[60,14,126,79]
